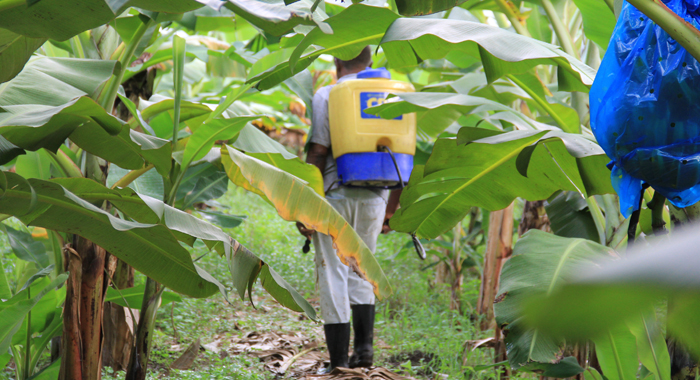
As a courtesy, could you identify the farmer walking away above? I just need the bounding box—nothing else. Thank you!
[296,45,415,374]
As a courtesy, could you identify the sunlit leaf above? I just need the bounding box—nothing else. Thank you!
[391,128,611,239]
[221,146,391,298]
[379,18,596,92]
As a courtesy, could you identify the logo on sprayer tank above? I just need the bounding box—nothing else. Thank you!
[359,92,402,120]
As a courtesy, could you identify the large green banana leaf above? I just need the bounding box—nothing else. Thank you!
[395,0,468,15]
[0,57,118,153]
[0,28,45,84]
[593,325,640,380]
[495,230,616,373]
[289,4,399,71]
[569,0,616,50]
[379,18,596,92]
[0,57,116,106]
[391,128,612,239]
[0,57,172,173]
[627,312,671,380]
[221,146,392,299]
[197,0,324,36]
[181,116,258,170]
[250,4,397,90]
[0,0,201,41]
[545,191,600,241]
[373,71,581,134]
[247,46,322,91]
[54,177,316,318]
[0,172,219,297]
[523,225,700,358]
[366,92,557,137]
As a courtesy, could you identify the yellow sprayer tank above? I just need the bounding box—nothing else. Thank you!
[328,68,416,188]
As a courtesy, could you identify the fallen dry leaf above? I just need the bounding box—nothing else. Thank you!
[170,338,200,370]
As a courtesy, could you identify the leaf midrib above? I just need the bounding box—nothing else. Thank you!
[528,237,584,360]
[546,238,584,295]
[414,134,545,237]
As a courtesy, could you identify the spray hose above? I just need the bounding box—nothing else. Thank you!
[380,146,426,260]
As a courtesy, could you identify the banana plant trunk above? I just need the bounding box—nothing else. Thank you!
[103,257,136,370]
[517,200,551,235]
[477,203,514,329]
[59,237,108,380]
[477,203,514,379]
[125,277,163,380]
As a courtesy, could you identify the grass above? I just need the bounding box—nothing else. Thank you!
[1,186,501,380]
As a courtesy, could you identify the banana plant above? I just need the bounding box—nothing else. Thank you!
[0,1,390,379]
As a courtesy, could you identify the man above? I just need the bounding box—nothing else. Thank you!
[296,46,402,373]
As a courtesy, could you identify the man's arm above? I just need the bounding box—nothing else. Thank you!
[382,189,402,234]
[306,143,329,173]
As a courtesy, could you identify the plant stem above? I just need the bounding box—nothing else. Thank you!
[109,42,125,61]
[98,18,155,112]
[166,81,256,206]
[507,74,573,132]
[626,0,700,63]
[25,287,31,380]
[111,164,154,189]
[171,36,186,147]
[585,197,607,245]
[627,186,648,249]
[493,0,531,37]
[125,278,164,380]
[70,34,86,59]
[541,0,578,58]
[46,150,83,178]
[647,191,667,235]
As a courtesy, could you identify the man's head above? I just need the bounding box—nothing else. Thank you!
[334,46,372,79]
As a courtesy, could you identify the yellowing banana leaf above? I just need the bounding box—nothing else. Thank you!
[221,146,392,299]
[231,124,324,196]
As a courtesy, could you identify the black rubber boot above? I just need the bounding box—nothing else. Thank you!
[349,304,375,368]
[321,323,350,373]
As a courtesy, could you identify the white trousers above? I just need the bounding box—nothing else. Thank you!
[313,187,387,324]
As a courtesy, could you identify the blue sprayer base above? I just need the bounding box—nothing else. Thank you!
[336,152,413,189]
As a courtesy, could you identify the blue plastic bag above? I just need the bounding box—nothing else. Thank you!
[590,0,700,217]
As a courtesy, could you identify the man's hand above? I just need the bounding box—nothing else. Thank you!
[296,221,315,239]
[382,212,394,234]
[382,189,403,234]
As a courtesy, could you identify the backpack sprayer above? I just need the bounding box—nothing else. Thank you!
[301,68,426,260]
[329,68,416,189]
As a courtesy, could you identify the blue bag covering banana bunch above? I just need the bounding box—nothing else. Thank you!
[590,0,700,216]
